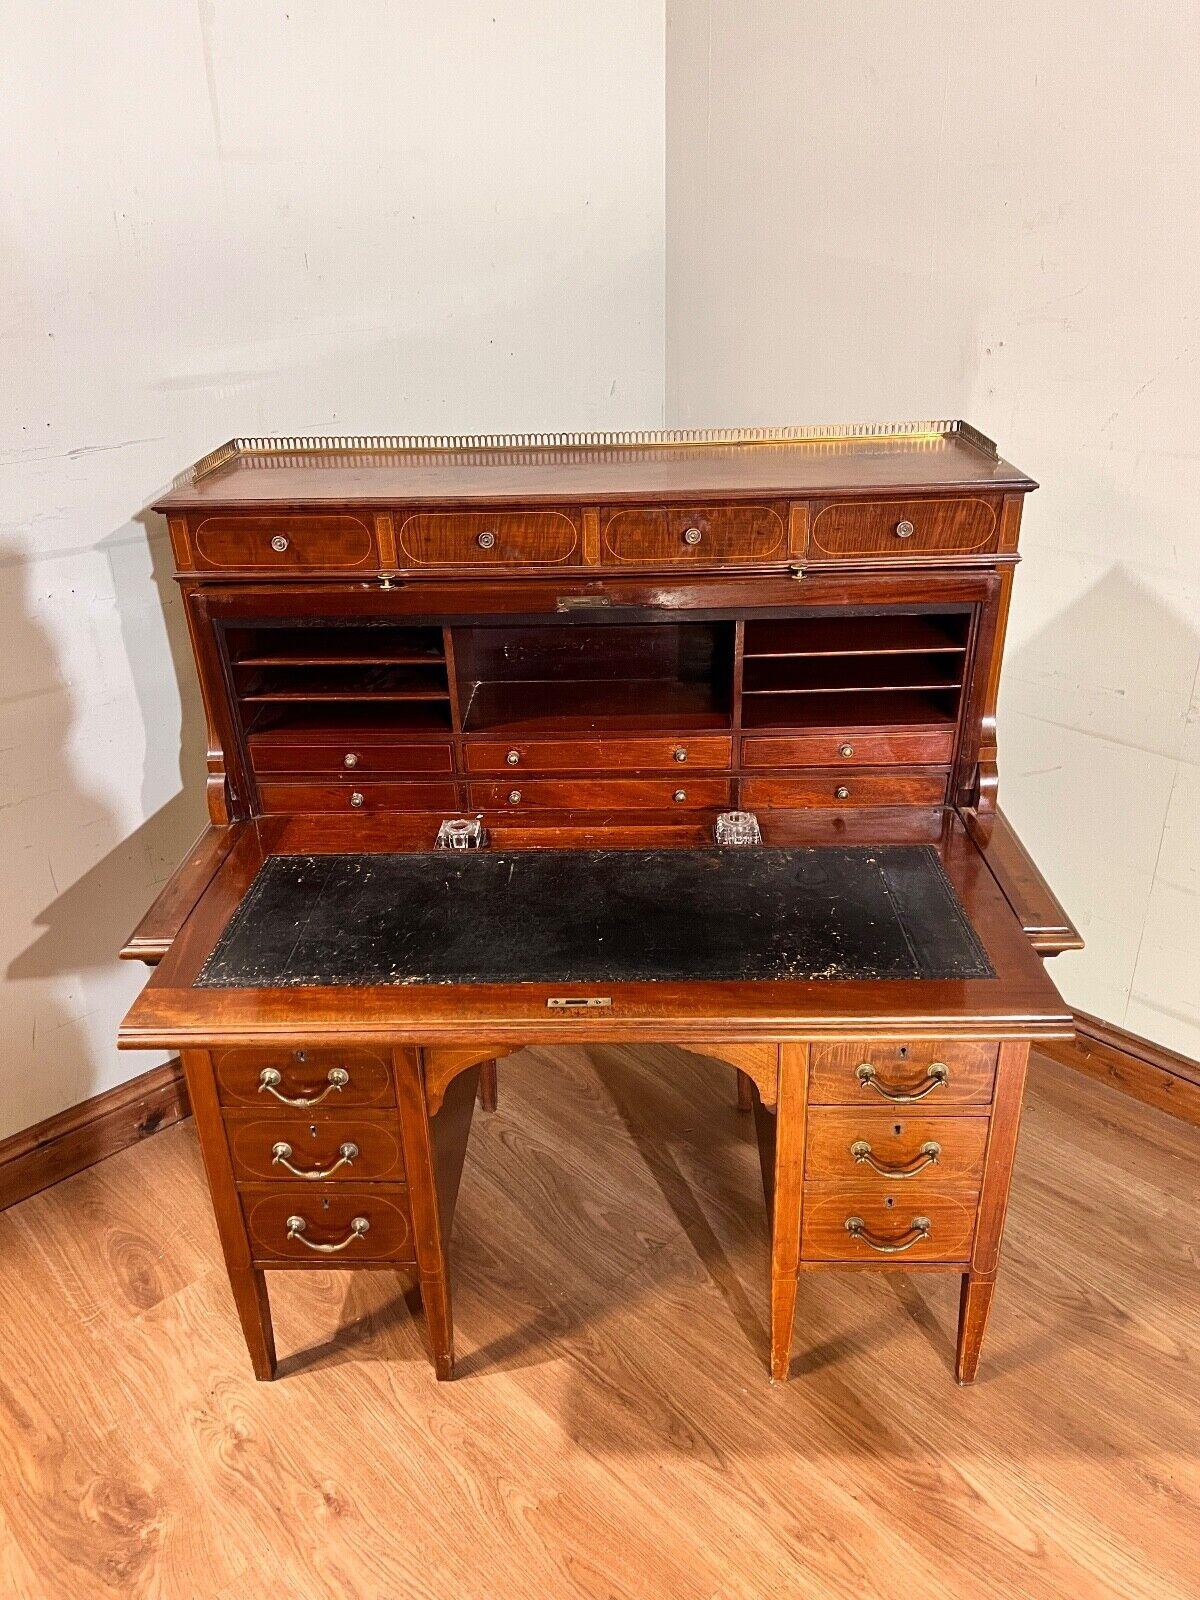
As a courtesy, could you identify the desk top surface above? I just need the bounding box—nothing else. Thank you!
[120,812,1070,1049]
[195,846,994,990]
[156,422,1035,510]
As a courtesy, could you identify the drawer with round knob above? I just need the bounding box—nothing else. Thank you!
[214,1047,395,1110]
[242,1186,417,1265]
[601,504,786,565]
[248,739,454,777]
[256,781,459,813]
[807,497,999,560]
[740,769,948,809]
[396,510,581,566]
[809,1041,998,1109]
[189,514,378,572]
[464,736,733,773]
[227,1114,406,1184]
[741,729,955,768]
[800,1182,978,1264]
[804,1109,989,1187]
[468,777,732,810]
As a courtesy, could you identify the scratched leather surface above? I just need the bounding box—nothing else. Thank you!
[195,846,993,988]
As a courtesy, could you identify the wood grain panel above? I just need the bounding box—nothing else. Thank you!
[809,497,998,558]
[191,514,376,571]
[256,780,458,813]
[249,740,454,776]
[601,504,786,564]
[226,1114,405,1184]
[804,1108,988,1186]
[741,769,948,808]
[801,1181,978,1263]
[465,735,733,773]
[468,777,731,810]
[397,509,580,566]
[742,729,956,768]
[213,1047,394,1109]
[242,1184,416,1265]
[809,1040,997,1108]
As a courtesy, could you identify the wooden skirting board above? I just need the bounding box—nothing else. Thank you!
[0,1012,1195,1214]
[1038,1011,1200,1128]
[0,1060,190,1212]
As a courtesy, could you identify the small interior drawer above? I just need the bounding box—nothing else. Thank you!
[808,497,998,559]
[214,1047,395,1109]
[801,1181,978,1263]
[397,509,581,566]
[256,780,459,813]
[190,515,377,572]
[741,729,956,768]
[242,1185,416,1264]
[465,735,733,773]
[249,739,454,776]
[809,1041,998,1108]
[741,769,948,809]
[804,1108,988,1187]
[601,504,786,565]
[226,1113,405,1184]
[468,777,732,810]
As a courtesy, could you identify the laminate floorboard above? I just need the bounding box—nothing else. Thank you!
[0,1049,1195,1599]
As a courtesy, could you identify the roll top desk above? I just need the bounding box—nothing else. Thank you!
[120,422,1078,1386]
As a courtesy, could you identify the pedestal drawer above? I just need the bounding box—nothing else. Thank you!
[227,1115,405,1184]
[809,1041,997,1109]
[805,1109,988,1186]
[801,1182,978,1263]
[808,497,998,559]
[469,777,731,810]
[243,1186,416,1265]
[214,1047,394,1109]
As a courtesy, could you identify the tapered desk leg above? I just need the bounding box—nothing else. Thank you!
[956,1040,1031,1384]
[735,1069,754,1113]
[754,1043,808,1382]
[181,1049,276,1380]
[397,1048,457,1379]
[478,1059,498,1111]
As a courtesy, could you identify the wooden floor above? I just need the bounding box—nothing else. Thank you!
[0,1048,1196,1600]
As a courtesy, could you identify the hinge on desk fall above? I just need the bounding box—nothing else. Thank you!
[787,563,805,581]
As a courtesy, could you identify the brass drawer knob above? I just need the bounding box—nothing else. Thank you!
[349,791,364,808]
[343,752,359,768]
[855,1061,949,1102]
[835,785,850,800]
[894,519,915,539]
[271,1140,359,1179]
[850,1139,940,1178]
[838,743,854,758]
[506,749,521,766]
[682,526,703,546]
[673,789,687,802]
[258,1065,349,1108]
[285,1214,370,1253]
[270,534,289,553]
[845,1215,931,1253]
[673,747,688,762]
[477,530,497,550]
[508,789,522,804]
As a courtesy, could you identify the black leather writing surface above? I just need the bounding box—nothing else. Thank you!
[195,847,993,988]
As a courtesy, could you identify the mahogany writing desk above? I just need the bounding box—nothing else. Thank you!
[120,422,1079,1385]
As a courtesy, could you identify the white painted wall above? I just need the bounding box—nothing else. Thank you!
[666,1,1200,1058]
[0,2,666,1139]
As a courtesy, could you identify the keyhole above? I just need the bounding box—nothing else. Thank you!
[893,1123,902,1136]
[898,1045,909,1059]
[295,1049,307,1063]
[885,1196,895,1209]
[308,1124,318,1140]
[322,1197,331,1211]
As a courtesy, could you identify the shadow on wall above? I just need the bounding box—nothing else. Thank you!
[5,506,207,1105]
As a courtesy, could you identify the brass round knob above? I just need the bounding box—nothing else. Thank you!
[506,749,521,766]
[673,747,688,762]
[343,752,359,768]
[673,789,687,802]
[349,791,364,808]
[838,743,854,758]
[270,534,289,552]
[477,530,496,550]
[682,526,703,546]
[508,789,522,804]
[894,519,915,539]
[835,785,850,800]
